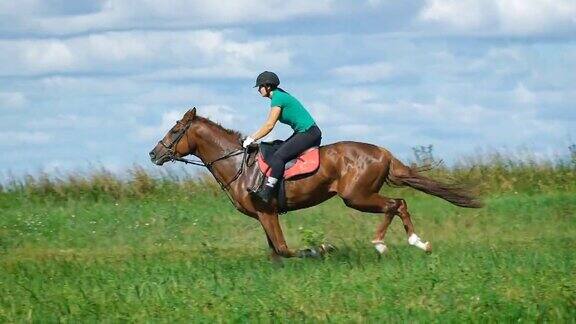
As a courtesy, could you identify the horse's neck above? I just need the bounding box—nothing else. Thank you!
[195,126,242,184]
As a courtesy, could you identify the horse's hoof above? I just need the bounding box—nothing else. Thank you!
[297,248,319,258]
[374,242,388,254]
[424,242,432,254]
[269,252,284,263]
[297,243,337,259]
[320,243,337,254]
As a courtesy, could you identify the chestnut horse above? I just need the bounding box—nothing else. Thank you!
[149,108,482,259]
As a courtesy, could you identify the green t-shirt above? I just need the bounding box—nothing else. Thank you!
[270,89,316,133]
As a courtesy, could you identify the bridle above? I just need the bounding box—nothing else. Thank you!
[158,120,249,205]
[158,120,193,161]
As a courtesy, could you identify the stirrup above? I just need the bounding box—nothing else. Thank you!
[252,185,276,203]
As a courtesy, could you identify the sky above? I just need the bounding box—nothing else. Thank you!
[1,0,575,180]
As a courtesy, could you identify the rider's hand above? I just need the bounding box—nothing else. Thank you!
[242,136,255,148]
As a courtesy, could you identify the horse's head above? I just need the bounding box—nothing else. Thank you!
[149,107,198,165]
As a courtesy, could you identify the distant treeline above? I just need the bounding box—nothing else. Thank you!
[1,149,574,202]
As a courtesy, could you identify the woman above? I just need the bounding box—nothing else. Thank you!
[243,71,322,203]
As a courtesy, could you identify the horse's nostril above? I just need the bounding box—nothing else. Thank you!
[149,151,156,158]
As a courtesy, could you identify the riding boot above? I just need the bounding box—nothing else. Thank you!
[253,183,278,204]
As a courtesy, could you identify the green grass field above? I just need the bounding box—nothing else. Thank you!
[1,160,575,322]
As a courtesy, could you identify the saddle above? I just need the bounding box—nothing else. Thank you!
[257,140,320,179]
[254,140,320,213]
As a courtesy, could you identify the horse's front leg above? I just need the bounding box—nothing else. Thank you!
[266,236,283,262]
[258,212,295,258]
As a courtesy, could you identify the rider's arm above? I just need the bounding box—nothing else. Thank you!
[250,106,281,141]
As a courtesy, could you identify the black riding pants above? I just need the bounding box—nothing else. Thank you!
[269,125,322,180]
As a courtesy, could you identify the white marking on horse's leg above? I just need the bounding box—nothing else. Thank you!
[372,240,388,254]
[408,233,431,252]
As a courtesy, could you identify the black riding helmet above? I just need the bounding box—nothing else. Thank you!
[254,71,280,88]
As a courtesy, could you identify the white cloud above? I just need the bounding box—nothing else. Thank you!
[1,0,335,35]
[134,85,222,106]
[367,0,386,7]
[337,124,381,137]
[39,76,141,95]
[496,0,576,35]
[412,100,489,124]
[325,87,380,107]
[419,0,490,30]
[513,83,536,104]
[419,0,576,35]
[135,110,183,141]
[0,92,27,109]
[0,30,292,77]
[369,97,499,126]
[25,114,106,129]
[307,101,349,125]
[0,131,53,145]
[367,97,567,148]
[0,0,47,16]
[135,105,243,142]
[23,40,77,72]
[0,3,574,176]
[330,62,396,84]
[197,105,243,129]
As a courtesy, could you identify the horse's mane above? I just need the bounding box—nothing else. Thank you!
[195,115,243,140]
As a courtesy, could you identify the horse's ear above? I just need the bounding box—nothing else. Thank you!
[184,107,196,121]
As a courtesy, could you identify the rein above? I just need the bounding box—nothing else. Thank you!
[171,149,247,190]
[158,120,250,208]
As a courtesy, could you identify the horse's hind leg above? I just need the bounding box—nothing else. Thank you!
[340,193,431,253]
[340,193,399,254]
[396,199,432,253]
[372,213,394,254]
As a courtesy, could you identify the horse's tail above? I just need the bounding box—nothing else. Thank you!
[388,157,483,208]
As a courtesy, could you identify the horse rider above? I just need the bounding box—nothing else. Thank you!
[242,71,322,203]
